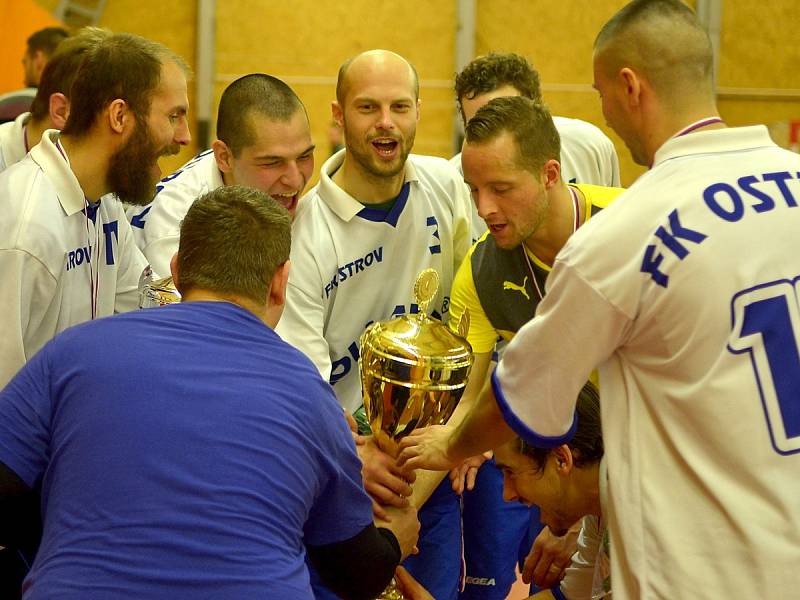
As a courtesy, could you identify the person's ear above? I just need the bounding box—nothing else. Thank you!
[212,139,233,174]
[268,260,290,309]
[49,93,69,130]
[619,67,643,109]
[331,101,344,128]
[169,253,180,291]
[553,445,574,475]
[541,159,561,190]
[107,98,131,135]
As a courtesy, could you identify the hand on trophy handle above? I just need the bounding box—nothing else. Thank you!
[358,436,416,520]
[375,504,420,561]
[396,424,462,474]
[448,450,493,495]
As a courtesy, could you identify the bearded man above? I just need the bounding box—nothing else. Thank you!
[0,32,191,388]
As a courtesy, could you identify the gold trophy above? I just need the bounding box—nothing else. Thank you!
[359,269,473,599]
[138,265,181,308]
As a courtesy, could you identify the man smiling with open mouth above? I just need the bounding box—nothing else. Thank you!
[129,73,314,277]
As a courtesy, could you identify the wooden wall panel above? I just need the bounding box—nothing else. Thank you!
[18,0,797,183]
[214,0,457,183]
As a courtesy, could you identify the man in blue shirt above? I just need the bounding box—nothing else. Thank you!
[0,185,419,599]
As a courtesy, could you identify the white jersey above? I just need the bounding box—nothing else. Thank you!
[0,112,30,174]
[127,150,223,277]
[494,126,800,599]
[0,130,148,386]
[276,150,472,413]
[451,115,621,241]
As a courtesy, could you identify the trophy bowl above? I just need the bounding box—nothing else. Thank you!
[359,311,473,456]
[359,268,473,456]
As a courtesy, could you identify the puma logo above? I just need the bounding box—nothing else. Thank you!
[503,276,530,300]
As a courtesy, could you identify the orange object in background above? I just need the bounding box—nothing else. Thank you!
[0,0,65,94]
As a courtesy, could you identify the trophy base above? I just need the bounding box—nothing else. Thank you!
[378,578,406,600]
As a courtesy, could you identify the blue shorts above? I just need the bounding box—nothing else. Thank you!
[459,458,544,599]
[403,477,463,600]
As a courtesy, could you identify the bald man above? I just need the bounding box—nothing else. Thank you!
[276,49,471,599]
[398,1,800,598]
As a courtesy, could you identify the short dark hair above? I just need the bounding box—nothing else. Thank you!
[177,186,291,305]
[216,74,305,156]
[595,0,701,50]
[594,0,712,98]
[26,27,69,57]
[30,27,110,122]
[61,33,189,138]
[464,96,560,174]
[455,53,541,121]
[518,381,603,472]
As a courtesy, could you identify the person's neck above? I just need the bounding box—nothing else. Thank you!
[58,133,110,203]
[180,288,274,328]
[646,102,725,163]
[522,183,581,267]
[573,463,603,520]
[332,153,405,204]
[25,116,48,150]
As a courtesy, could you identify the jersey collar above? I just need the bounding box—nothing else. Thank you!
[317,148,421,222]
[0,111,31,168]
[29,129,87,217]
[653,125,775,169]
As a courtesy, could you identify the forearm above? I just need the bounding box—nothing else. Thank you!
[409,352,492,506]
[307,524,400,600]
[449,375,515,462]
[0,462,40,552]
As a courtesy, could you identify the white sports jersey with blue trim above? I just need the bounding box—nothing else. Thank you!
[0,112,30,174]
[452,115,621,241]
[0,130,147,386]
[128,150,223,277]
[494,126,800,599]
[277,150,472,413]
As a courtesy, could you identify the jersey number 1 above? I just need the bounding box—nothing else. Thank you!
[729,278,800,455]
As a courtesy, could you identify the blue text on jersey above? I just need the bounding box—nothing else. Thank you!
[641,170,800,288]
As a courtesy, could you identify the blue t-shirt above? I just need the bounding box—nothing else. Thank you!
[0,301,373,599]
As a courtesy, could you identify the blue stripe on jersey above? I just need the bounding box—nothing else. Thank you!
[83,202,99,224]
[356,182,410,226]
[130,205,151,229]
[490,370,577,448]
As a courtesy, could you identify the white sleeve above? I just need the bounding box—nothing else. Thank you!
[606,142,621,188]
[276,279,332,381]
[560,516,602,600]
[492,259,631,445]
[450,172,473,272]
[142,234,178,280]
[0,249,57,387]
[114,212,151,313]
[137,182,197,278]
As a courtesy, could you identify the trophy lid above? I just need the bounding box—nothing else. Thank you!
[359,269,472,390]
[360,312,472,370]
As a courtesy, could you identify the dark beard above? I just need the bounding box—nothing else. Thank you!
[108,120,176,206]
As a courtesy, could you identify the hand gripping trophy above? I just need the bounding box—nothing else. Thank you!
[359,268,473,599]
